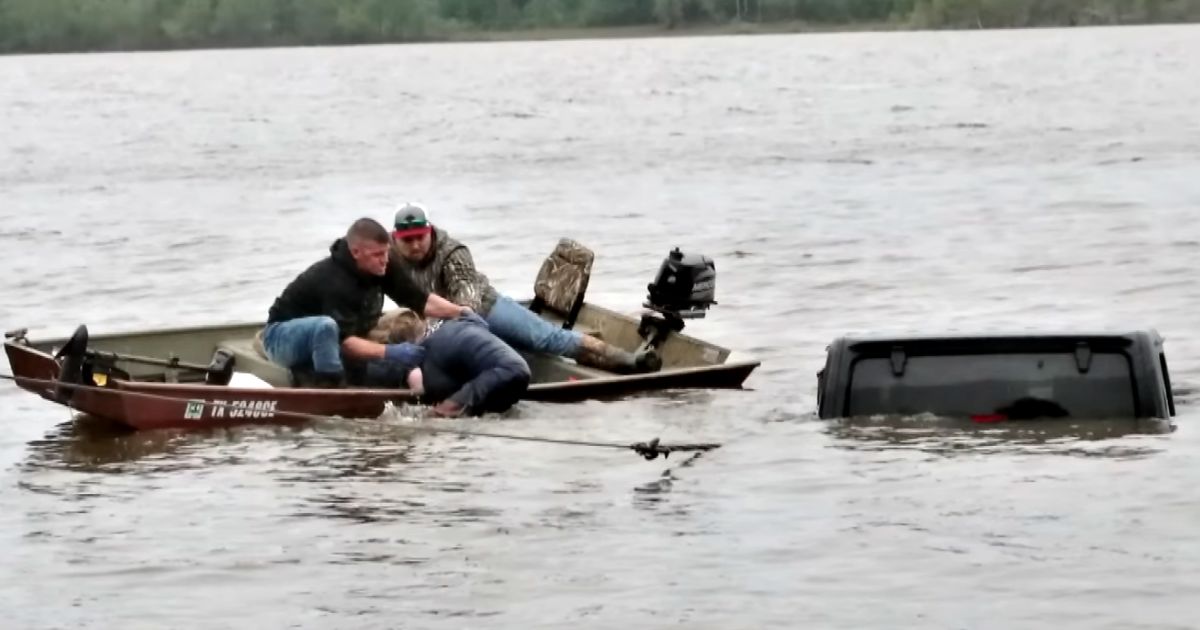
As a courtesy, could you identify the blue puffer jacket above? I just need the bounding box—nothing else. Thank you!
[419,315,531,415]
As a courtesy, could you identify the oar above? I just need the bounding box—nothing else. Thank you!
[86,349,221,374]
[12,325,216,374]
[50,324,234,387]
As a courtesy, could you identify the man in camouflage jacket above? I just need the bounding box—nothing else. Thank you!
[387,203,660,374]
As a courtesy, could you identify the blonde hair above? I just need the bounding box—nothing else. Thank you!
[367,308,427,344]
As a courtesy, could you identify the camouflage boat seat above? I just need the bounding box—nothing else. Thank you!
[216,331,292,388]
[528,237,595,333]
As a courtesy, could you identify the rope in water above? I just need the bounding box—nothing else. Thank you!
[0,372,720,460]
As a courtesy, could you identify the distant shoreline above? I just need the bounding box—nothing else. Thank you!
[437,20,907,43]
[0,20,903,57]
[2,18,1197,58]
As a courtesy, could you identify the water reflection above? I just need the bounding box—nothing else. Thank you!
[17,412,422,476]
[823,413,1176,459]
[269,417,421,484]
[20,413,218,473]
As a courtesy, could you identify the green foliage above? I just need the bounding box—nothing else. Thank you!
[908,0,1199,27]
[161,0,214,46]
[579,0,656,26]
[523,0,569,27]
[0,0,1195,53]
[210,0,276,46]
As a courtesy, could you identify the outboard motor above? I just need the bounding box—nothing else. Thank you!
[644,247,717,319]
[53,324,89,403]
[638,248,717,351]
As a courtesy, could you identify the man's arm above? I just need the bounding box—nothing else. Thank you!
[441,248,486,312]
[342,335,425,367]
[382,258,433,313]
[382,259,468,320]
[424,293,469,319]
[341,336,388,360]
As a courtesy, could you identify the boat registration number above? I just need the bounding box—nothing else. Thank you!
[184,399,279,420]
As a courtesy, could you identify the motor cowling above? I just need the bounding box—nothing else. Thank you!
[645,247,716,318]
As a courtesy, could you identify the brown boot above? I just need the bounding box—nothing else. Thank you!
[573,335,662,374]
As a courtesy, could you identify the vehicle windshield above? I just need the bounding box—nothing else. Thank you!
[846,352,1136,419]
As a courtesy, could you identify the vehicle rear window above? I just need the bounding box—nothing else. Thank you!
[846,352,1135,419]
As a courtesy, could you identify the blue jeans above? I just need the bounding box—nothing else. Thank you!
[263,316,416,387]
[485,295,583,357]
[420,317,531,414]
[262,316,344,374]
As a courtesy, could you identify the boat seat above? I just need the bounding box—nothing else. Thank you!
[528,237,594,332]
[216,335,292,388]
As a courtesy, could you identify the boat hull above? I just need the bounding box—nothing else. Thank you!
[5,343,414,430]
[5,328,758,431]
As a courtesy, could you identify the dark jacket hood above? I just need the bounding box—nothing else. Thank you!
[330,237,371,279]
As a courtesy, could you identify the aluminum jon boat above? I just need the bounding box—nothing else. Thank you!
[4,242,759,431]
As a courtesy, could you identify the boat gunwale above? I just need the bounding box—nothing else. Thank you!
[6,340,759,392]
[6,329,761,397]
[12,319,276,351]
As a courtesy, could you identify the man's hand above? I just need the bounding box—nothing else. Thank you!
[406,367,424,394]
[384,342,426,369]
[425,293,469,320]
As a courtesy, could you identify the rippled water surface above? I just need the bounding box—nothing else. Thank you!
[2,25,1200,629]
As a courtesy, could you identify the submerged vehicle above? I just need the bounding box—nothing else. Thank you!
[816,329,1176,422]
[4,241,759,431]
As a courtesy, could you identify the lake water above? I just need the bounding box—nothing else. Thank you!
[2,24,1199,629]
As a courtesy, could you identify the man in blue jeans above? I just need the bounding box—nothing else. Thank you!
[262,217,470,388]
[387,203,661,374]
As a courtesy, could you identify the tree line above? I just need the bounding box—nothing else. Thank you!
[0,0,1196,54]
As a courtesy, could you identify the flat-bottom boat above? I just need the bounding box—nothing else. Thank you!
[3,242,759,431]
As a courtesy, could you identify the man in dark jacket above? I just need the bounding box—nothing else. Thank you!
[263,217,469,387]
[369,308,531,417]
[420,313,531,417]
